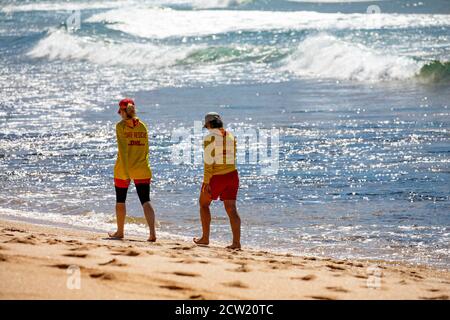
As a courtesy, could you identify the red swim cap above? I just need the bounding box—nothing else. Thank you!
[118,98,135,114]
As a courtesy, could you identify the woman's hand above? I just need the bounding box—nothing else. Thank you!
[201,183,211,195]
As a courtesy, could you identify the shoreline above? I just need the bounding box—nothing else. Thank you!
[0,217,449,299]
[2,209,448,272]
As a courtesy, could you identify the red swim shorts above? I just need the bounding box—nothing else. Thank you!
[114,178,151,188]
[208,170,239,201]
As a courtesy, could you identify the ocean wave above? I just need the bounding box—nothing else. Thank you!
[27,30,449,83]
[87,8,450,39]
[281,33,421,81]
[27,30,288,67]
[417,60,450,83]
[178,45,288,65]
[26,30,198,66]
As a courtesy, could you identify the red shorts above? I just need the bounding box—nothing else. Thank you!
[208,170,239,201]
[114,178,151,188]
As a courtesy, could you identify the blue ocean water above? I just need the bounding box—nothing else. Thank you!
[0,0,449,268]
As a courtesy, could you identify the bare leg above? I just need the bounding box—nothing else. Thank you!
[193,192,212,245]
[142,201,156,242]
[223,200,241,249]
[109,203,126,238]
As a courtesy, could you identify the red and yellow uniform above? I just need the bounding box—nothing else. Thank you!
[114,118,152,187]
[203,128,239,201]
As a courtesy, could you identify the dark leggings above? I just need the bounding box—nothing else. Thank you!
[115,183,150,205]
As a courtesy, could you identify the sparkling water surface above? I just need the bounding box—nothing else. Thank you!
[0,0,449,268]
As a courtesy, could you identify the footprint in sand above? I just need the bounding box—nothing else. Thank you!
[63,252,88,258]
[228,263,251,273]
[189,294,205,300]
[304,257,317,261]
[171,271,200,277]
[419,295,449,300]
[0,254,7,262]
[170,245,194,251]
[222,281,249,289]
[175,258,195,264]
[326,286,350,293]
[326,264,346,271]
[308,295,335,300]
[411,273,424,280]
[64,240,83,246]
[68,245,92,251]
[345,262,364,268]
[2,227,26,233]
[50,263,85,270]
[98,258,127,267]
[174,258,210,265]
[89,272,115,280]
[159,285,186,291]
[46,238,62,245]
[5,237,36,245]
[111,249,140,257]
[291,274,317,281]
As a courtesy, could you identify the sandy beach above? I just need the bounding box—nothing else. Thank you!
[0,218,448,300]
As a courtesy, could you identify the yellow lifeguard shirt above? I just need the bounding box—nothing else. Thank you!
[114,118,152,180]
[203,129,237,184]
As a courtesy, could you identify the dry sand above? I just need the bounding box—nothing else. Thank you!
[0,218,449,300]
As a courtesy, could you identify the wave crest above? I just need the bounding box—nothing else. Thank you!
[27,30,196,67]
[281,34,421,82]
[27,31,286,67]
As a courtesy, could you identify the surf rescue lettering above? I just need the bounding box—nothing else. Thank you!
[125,131,146,146]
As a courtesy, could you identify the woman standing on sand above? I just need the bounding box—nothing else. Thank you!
[108,98,157,242]
[194,112,241,249]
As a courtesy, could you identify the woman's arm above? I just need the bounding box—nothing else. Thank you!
[116,122,130,178]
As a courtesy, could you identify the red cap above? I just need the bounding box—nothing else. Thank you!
[118,98,135,114]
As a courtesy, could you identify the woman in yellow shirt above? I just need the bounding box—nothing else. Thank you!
[194,112,241,249]
[108,98,156,242]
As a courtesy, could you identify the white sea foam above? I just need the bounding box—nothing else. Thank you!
[27,30,199,66]
[27,31,427,82]
[0,207,186,240]
[0,0,250,13]
[156,0,251,8]
[27,30,284,68]
[86,8,450,39]
[0,1,136,13]
[281,33,422,81]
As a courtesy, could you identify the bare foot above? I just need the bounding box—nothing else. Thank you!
[193,237,209,246]
[108,231,124,239]
[226,243,241,250]
[148,236,156,242]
